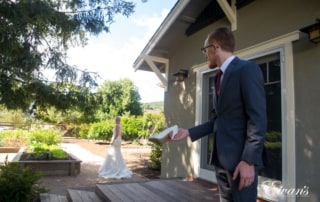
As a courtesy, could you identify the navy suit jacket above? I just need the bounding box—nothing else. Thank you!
[189,57,267,171]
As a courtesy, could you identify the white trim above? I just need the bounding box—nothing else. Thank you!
[199,168,216,183]
[193,64,209,126]
[192,64,218,182]
[217,0,237,31]
[133,0,190,91]
[235,31,300,58]
[133,0,190,71]
[143,55,169,91]
[281,42,296,202]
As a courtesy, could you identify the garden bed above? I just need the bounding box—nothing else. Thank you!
[0,147,20,153]
[15,148,82,176]
[0,147,25,165]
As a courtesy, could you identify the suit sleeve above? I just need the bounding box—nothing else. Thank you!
[188,119,214,142]
[240,61,267,166]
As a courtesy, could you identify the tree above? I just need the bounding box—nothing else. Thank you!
[96,79,142,119]
[0,0,137,112]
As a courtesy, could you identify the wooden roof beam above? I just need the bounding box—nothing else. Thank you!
[143,55,169,91]
[217,0,237,31]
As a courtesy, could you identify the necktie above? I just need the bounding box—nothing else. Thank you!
[216,70,223,95]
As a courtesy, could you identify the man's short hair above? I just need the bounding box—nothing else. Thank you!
[208,27,235,52]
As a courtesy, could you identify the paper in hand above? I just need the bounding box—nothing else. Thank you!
[149,125,178,144]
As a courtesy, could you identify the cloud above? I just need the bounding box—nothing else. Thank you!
[67,8,170,102]
[133,8,170,32]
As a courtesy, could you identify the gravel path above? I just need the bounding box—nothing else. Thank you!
[41,137,160,195]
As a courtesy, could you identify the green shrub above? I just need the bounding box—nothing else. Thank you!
[30,144,49,159]
[131,139,141,145]
[81,113,164,142]
[265,131,281,142]
[78,124,91,139]
[0,130,29,147]
[50,146,68,159]
[63,125,80,137]
[265,141,281,149]
[88,121,113,141]
[122,116,143,140]
[0,160,46,202]
[139,113,164,139]
[28,129,63,145]
[262,141,282,180]
[27,144,68,160]
[148,143,162,171]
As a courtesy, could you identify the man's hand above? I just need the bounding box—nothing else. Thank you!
[232,161,255,190]
[170,128,190,141]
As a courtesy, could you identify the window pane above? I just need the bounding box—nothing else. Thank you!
[259,63,268,83]
[201,72,215,169]
[269,60,281,82]
[260,83,282,180]
[265,83,282,132]
[256,56,282,181]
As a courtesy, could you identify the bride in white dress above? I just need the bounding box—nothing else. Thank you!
[98,116,132,179]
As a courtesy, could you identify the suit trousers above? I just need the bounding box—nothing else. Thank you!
[214,162,258,202]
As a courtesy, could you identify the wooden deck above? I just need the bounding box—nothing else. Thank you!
[95,179,220,201]
[41,178,271,201]
[41,178,220,202]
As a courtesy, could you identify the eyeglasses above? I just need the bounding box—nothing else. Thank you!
[200,44,214,54]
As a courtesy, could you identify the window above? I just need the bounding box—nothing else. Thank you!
[254,53,282,180]
[200,71,216,170]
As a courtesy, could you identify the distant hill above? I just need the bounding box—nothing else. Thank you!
[142,101,163,111]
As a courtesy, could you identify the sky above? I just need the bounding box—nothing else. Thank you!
[67,0,177,103]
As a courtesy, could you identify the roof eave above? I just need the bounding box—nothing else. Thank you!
[133,0,190,71]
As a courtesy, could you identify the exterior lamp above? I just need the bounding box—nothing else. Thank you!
[173,69,189,82]
[300,19,320,44]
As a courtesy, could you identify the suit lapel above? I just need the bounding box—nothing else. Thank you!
[217,57,239,105]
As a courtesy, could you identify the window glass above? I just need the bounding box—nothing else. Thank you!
[255,54,282,181]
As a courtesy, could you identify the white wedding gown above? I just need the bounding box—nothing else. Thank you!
[98,125,132,179]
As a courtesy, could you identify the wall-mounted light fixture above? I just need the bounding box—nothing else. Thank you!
[173,69,189,82]
[300,19,320,44]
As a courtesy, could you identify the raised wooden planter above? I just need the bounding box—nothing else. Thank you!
[13,148,82,176]
[0,147,20,153]
[0,147,24,165]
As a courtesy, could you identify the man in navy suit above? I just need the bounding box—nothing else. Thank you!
[171,27,267,201]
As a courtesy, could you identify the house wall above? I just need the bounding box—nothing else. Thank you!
[161,23,209,178]
[293,39,320,202]
[162,0,320,201]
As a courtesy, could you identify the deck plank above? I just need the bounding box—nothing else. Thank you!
[96,183,129,201]
[122,182,167,201]
[140,180,191,201]
[97,179,219,202]
[40,193,68,202]
[68,189,103,202]
[164,179,218,201]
